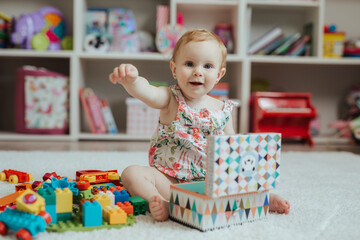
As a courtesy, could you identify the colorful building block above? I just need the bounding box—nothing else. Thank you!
[43,177,79,196]
[117,201,134,215]
[37,187,57,224]
[82,200,102,227]
[55,188,73,213]
[103,205,127,225]
[114,190,129,204]
[92,194,111,209]
[99,191,115,206]
[129,196,146,216]
[16,189,45,215]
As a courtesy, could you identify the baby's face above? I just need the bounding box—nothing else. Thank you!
[170,40,225,101]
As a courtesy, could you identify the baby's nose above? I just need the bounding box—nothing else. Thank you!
[193,67,203,77]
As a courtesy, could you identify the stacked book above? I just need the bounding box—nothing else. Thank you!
[80,88,118,134]
[248,26,312,56]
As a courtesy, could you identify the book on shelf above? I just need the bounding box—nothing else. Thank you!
[79,87,108,134]
[271,32,302,55]
[248,26,283,55]
[255,36,286,55]
[79,88,96,133]
[286,34,310,56]
[100,99,118,134]
[209,82,229,100]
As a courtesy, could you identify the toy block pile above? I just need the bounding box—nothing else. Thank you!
[0,169,147,238]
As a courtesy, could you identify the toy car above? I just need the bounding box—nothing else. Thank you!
[0,208,51,240]
[0,169,33,184]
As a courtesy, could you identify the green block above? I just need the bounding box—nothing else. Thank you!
[37,187,56,205]
[129,196,147,216]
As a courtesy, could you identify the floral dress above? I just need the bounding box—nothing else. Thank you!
[148,84,237,181]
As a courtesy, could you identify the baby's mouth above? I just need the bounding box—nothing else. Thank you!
[190,82,203,86]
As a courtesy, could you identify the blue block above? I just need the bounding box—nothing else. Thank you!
[114,190,129,204]
[82,200,102,227]
[45,204,57,224]
[57,212,72,222]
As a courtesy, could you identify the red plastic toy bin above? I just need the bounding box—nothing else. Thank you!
[251,91,317,146]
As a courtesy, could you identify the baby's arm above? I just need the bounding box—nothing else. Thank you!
[109,64,171,109]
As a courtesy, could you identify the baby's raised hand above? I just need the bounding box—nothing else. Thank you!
[109,64,139,85]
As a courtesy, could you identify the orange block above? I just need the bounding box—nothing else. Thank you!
[117,201,133,215]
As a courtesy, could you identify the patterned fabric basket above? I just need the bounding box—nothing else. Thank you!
[169,133,281,231]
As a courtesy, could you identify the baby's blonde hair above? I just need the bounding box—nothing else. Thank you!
[171,29,227,69]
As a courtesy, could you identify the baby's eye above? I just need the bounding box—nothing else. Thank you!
[204,64,213,69]
[185,61,194,67]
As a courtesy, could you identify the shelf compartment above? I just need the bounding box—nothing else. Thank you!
[172,0,240,54]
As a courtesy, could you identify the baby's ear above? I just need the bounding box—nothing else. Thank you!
[218,67,226,80]
[170,60,176,78]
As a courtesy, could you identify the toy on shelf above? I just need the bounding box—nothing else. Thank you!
[328,85,360,143]
[215,23,234,53]
[0,189,52,240]
[169,133,281,231]
[344,38,360,57]
[323,24,345,58]
[0,169,33,184]
[0,11,12,48]
[156,12,186,54]
[11,6,68,51]
[251,92,317,146]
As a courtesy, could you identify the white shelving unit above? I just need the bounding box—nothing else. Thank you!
[0,0,359,143]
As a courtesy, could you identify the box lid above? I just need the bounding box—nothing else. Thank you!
[205,133,281,198]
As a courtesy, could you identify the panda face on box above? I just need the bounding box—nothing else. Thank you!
[240,152,258,177]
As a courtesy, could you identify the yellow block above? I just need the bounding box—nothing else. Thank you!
[323,33,345,58]
[16,189,45,215]
[103,205,127,225]
[93,194,111,209]
[55,188,73,213]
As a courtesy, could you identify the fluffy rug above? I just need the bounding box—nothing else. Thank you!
[0,151,359,240]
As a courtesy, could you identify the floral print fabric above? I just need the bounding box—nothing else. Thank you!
[149,84,236,181]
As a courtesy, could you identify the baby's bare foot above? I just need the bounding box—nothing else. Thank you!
[269,193,290,214]
[149,195,169,221]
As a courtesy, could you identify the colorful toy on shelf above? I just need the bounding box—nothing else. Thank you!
[0,190,51,240]
[11,6,67,50]
[0,169,33,184]
[323,24,345,58]
[251,92,317,146]
[215,23,234,53]
[328,85,360,143]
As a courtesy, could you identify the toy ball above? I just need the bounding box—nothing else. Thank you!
[84,34,110,52]
[11,6,67,50]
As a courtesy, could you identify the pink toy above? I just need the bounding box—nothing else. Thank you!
[11,6,66,50]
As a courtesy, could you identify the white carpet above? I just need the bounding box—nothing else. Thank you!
[0,151,359,240]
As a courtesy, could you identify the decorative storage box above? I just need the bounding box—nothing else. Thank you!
[169,133,281,231]
[125,98,160,136]
[15,66,69,134]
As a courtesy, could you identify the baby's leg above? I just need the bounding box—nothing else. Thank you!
[121,165,178,221]
[269,193,290,214]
